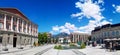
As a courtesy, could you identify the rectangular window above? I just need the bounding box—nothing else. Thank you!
[0,23,3,29]
[13,17,17,22]
[0,36,2,43]
[6,24,10,30]
[6,15,11,20]
[0,14,4,19]
[8,37,10,44]
[13,25,16,31]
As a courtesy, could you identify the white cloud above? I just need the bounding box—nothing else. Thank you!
[52,25,59,31]
[112,4,120,13]
[71,0,111,34]
[72,0,104,21]
[50,22,79,34]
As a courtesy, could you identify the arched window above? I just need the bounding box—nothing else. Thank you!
[116,31,119,35]
[112,31,115,36]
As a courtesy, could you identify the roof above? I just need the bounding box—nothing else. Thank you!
[111,23,120,27]
[0,8,38,26]
[0,8,29,20]
[92,23,120,32]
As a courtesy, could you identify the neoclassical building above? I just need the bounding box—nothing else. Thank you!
[91,23,120,42]
[70,32,90,43]
[0,8,38,50]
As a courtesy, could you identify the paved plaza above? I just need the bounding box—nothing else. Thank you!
[0,44,120,55]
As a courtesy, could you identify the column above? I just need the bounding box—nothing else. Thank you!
[26,23,28,33]
[11,16,13,31]
[17,18,19,32]
[78,35,79,42]
[4,14,6,30]
[30,24,32,35]
[22,20,23,32]
[2,34,8,51]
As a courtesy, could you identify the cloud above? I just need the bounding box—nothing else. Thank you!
[72,0,104,21]
[52,25,59,31]
[112,4,120,13]
[71,0,111,34]
[50,22,79,34]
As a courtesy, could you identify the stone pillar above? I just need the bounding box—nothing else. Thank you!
[4,14,7,30]
[11,16,13,31]
[2,34,7,46]
[26,23,28,33]
[17,35,20,45]
[17,18,19,32]
[9,34,13,45]
[29,24,31,34]
[2,34,8,51]
[22,20,23,33]
[78,35,79,42]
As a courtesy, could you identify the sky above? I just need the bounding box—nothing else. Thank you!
[0,0,120,34]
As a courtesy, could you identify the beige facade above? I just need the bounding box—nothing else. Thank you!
[91,24,120,42]
[70,32,90,43]
[0,8,38,49]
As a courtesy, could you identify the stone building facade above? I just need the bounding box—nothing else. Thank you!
[91,23,120,42]
[70,32,90,43]
[0,8,38,49]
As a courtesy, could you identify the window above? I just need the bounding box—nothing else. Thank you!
[6,15,11,20]
[6,24,10,30]
[13,25,16,31]
[112,31,115,36]
[107,32,109,37]
[116,31,119,35]
[13,17,17,22]
[0,37,2,43]
[0,23,3,29]
[0,14,4,19]
[8,37,10,44]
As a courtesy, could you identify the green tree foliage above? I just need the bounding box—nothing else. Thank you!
[38,32,48,44]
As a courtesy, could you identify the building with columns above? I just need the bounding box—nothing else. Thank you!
[0,8,38,49]
[91,23,120,43]
[70,32,90,43]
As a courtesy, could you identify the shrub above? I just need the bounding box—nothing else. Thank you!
[54,45,63,50]
[54,45,58,49]
[33,42,36,46]
[69,43,76,47]
[80,42,86,49]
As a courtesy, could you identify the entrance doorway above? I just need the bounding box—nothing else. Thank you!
[13,37,17,47]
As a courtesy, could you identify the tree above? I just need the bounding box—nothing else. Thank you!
[38,32,48,44]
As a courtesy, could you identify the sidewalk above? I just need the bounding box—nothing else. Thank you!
[0,44,33,54]
[1,44,54,55]
[79,45,120,55]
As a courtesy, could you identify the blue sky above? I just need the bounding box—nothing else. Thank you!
[0,0,120,34]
